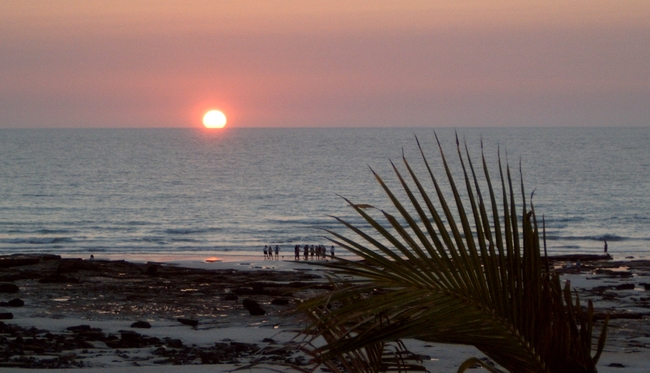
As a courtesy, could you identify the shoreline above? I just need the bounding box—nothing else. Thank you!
[1,254,649,372]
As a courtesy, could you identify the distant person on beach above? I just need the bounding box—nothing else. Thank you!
[304,244,309,260]
[330,245,335,257]
[263,245,268,260]
[294,245,300,260]
[604,240,608,254]
[274,245,279,260]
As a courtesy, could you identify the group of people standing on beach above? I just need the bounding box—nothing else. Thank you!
[262,244,335,261]
[263,245,281,260]
[293,244,335,261]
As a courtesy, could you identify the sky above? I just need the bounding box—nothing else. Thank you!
[1,1,649,129]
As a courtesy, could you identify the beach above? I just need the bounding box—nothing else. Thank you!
[1,253,649,373]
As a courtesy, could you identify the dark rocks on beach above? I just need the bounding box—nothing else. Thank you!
[242,298,265,315]
[0,254,60,268]
[615,283,636,290]
[0,313,13,319]
[39,274,79,284]
[66,324,93,332]
[166,338,184,348]
[116,330,162,349]
[0,298,25,307]
[131,320,152,329]
[177,318,199,327]
[271,298,290,306]
[144,265,159,275]
[0,254,333,368]
[547,254,612,262]
[0,283,19,293]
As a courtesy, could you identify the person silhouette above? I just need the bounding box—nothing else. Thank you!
[604,240,608,254]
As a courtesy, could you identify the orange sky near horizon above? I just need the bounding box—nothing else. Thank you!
[1,1,649,128]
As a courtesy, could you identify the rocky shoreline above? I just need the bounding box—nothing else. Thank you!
[1,253,650,370]
[0,254,328,369]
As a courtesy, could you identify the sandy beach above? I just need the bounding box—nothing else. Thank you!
[1,253,649,372]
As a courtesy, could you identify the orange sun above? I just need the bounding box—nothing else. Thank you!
[203,110,227,128]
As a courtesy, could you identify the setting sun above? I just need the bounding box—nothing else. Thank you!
[203,110,227,128]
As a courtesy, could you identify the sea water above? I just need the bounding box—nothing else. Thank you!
[0,127,648,259]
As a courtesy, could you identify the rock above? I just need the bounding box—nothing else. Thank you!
[67,325,92,332]
[222,294,238,301]
[58,352,77,362]
[85,340,110,349]
[0,313,13,319]
[271,298,290,306]
[242,298,260,309]
[145,265,158,275]
[615,283,635,290]
[166,338,183,348]
[119,330,146,348]
[39,274,79,283]
[608,362,625,367]
[7,298,24,307]
[177,318,199,327]
[243,298,266,315]
[0,283,19,293]
[131,321,152,329]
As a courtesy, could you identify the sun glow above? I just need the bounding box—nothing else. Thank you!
[203,110,227,128]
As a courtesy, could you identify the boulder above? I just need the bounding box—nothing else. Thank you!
[271,298,290,306]
[0,283,19,293]
[242,298,266,316]
[131,321,152,329]
[7,298,24,307]
[0,313,13,320]
[177,318,199,327]
[144,265,159,276]
[166,338,183,348]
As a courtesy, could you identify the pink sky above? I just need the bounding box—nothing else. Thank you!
[1,1,649,128]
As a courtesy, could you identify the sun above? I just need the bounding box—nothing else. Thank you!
[203,110,227,128]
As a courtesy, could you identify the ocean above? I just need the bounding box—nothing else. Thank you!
[0,127,648,260]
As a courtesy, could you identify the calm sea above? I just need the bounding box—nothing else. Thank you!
[0,127,648,260]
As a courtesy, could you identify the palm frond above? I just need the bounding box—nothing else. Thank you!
[299,136,608,373]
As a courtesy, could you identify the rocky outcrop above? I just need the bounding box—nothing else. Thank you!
[243,299,265,315]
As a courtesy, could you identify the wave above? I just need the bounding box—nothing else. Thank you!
[0,237,74,244]
[163,228,222,235]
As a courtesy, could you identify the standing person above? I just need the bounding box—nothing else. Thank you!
[330,245,335,257]
[263,245,268,260]
[604,240,608,254]
[315,245,320,260]
[304,244,309,260]
[274,245,280,260]
[294,245,300,260]
[310,245,315,259]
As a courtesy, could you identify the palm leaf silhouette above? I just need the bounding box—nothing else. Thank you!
[299,135,608,373]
